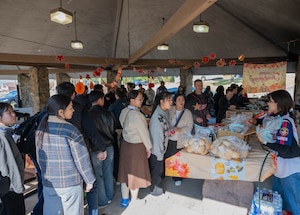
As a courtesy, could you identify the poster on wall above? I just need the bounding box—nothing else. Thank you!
[242,61,287,93]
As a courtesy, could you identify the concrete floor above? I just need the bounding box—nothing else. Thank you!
[24,176,273,215]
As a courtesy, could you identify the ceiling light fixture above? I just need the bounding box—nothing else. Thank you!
[71,11,83,49]
[157,43,169,51]
[157,18,169,51]
[50,0,73,25]
[193,15,209,33]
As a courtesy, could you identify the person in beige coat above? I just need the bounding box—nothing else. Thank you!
[165,93,193,186]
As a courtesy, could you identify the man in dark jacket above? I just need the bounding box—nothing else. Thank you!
[108,88,126,180]
[89,90,116,208]
[56,82,107,215]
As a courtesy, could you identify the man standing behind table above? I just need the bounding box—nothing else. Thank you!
[185,79,211,127]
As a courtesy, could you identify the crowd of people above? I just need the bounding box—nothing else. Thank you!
[1,79,299,215]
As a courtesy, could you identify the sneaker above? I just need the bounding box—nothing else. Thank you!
[108,200,112,204]
[150,185,164,196]
[174,180,182,186]
[121,198,130,208]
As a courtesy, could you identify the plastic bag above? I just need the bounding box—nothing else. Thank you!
[256,115,282,144]
[210,136,251,160]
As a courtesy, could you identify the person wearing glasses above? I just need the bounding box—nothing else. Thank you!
[247,90,300,215]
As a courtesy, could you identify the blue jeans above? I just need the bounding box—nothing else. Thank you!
[272,173,300,215]
[91,146,114,206]
[86,183,98,215]
[29,154,44,215]
[43,184,83,215]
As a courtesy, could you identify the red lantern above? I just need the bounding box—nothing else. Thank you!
[202,56,209,64]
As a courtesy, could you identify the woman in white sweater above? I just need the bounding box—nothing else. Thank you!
[166,93,193,186]
[118,90,152,208]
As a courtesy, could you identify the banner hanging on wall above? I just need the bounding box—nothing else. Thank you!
[242,61,287,93]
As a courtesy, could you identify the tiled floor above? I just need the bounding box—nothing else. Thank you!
[24,176,272,215]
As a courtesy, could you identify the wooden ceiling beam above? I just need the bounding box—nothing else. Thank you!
[128,0,217,64]
[0,53,128,68]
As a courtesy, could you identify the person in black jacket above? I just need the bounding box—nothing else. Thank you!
[216,87,236,123]
[56,82,107,215]
[89,91,116,208]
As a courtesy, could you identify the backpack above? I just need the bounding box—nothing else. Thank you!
[14,112,42,155]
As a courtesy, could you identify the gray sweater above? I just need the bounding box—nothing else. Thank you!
[149,106,171,161]
[0,126,24,194]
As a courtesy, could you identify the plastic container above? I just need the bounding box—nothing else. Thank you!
[249,188,282,215]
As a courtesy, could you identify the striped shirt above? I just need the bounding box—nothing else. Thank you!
[36,116,95,188]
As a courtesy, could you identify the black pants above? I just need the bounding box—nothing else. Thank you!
[0,191,25,215]
[149,154,163,189]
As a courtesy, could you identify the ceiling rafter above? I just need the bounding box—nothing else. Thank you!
[128,0,217,64]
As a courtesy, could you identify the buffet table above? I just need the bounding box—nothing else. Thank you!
[165,135,275,182]
[165,134,275,209]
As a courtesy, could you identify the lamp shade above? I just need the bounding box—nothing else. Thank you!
[193,21,209,33]
[50,7,73,25]
[71,40,83,49]
[157,43,169,51]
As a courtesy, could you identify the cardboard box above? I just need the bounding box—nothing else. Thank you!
[217,126,256,142]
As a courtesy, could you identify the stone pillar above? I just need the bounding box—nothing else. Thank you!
[294,56,300,137]
[180,68,193,95]
[17,74,32,107]
[107,70,116,84]
[56,73,70,85]
[29,67,50,114]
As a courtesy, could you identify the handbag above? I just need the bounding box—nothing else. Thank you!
[0,174,10,197]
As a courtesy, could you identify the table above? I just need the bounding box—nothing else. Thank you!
[165,135,275,209]
[165,135,275,182]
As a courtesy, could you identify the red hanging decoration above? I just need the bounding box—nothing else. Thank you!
[150,69,155,73]
[90,82,94,89]
[176,60,183,65]
[209,53,216,60]
[193,61,200,68]
[56,55,65,62]
[229,60,237,66]
[168,59,175,64]
[202,56,209,64]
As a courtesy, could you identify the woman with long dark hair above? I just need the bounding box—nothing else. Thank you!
[36,94,95,215]
[149,91,173,198]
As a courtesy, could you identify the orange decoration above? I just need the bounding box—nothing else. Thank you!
[216,59,226,67]
[168,59,175,64]
[238,54,245,61]
[202,56,209,64]
[133,67,137,72]
[90,82,94,89]
[75,82,85,95]
[65,63,70,70]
